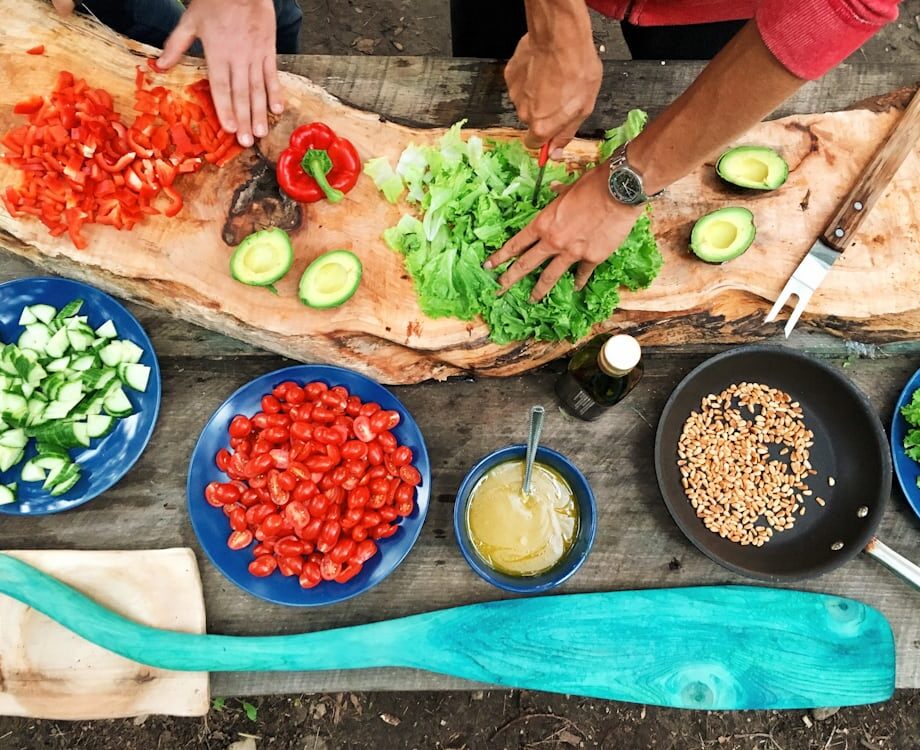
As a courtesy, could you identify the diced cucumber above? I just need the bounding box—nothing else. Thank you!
[118,363,151,392]
[70,354,96,372]
[119,340,144,365]
[21,383,34,399]
[49,465,81,496]
[26,398,46,426]
[20,459,47,482]
[0,484,15,505]
[45,327,71,359]
[0,428,28,449]
[86,414,115,438]
[45,356,71,373]
[0,391,27,420]
[73,421,90,448]
[18,307,36,326]
[57,381,84,404]
[42,400,77,421]
[0,446,24,472]
[18,323,51,353]
[103,387,133,418]
[29,304,56,325]
[66,328,94,352]
[94,320,117,338]
[98,341,124,367]
[39,456,70,489]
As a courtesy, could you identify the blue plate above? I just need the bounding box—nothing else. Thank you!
[187,364,431,607]
[0,277,161,515]
[891,367,920,519]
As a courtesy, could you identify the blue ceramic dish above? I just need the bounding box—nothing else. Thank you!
[187,364,431,607]
[891,367,920,519]
[0,277,161,515]
[454,444,596,593]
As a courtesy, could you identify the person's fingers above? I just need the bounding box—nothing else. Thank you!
[52,0,75,15]
[484,222,538,270]
[498,244,552,292]
[574,260,599,291]
[263,55,284,115]
[230,62,254,147]
[249,62,268,139]
[157,13,197,70]
[549,124,578,155]
[207,62,236,133]
[531,255,573,302]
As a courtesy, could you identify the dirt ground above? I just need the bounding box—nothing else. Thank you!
[3,2,920,750]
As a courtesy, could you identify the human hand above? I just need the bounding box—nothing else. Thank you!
[484,167,642,301]
[504,30,602,155]
[51,0,75,14]
[157,0,283,147]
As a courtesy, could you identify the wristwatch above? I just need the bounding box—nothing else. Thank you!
[607,142,660,206]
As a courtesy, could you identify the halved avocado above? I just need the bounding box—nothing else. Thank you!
[299,250,363,309]
[230,228,294,288]
[690,207,756,263]
[716,146,788,190]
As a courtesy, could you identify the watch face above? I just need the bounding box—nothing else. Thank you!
[609,168,644,204]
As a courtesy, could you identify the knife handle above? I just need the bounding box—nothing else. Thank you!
[822,84,920,252]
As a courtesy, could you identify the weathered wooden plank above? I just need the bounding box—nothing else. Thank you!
[276,56,920,131]
[0,352,915,691]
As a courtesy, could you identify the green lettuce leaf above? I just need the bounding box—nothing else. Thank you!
[598,109,649,161]
[905,427,920,463]
[369,114,661,344]
[901,388,920,427]
[363,157,404,203]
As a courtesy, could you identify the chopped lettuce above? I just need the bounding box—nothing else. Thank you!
[903,388,920,463]
[598,109,649,161]
[369,113,661,344]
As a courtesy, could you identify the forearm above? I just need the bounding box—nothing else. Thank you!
[629,21,803,195]
[524,0,593,48]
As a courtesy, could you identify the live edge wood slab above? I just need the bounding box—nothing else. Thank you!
[1,0,919,700]
[1,1,919,384]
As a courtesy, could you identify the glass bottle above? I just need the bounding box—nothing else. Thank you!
[554,334,643,421]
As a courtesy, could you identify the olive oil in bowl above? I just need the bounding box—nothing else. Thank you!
[465,460,579,577]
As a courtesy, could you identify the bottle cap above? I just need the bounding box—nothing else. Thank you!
[599,335,641,376]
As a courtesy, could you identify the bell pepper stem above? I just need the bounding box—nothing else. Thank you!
[302,148,344,204]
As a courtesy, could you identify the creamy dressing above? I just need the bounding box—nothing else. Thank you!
[466,460,578,576]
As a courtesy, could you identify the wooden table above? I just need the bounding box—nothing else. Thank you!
[1,57,919,697]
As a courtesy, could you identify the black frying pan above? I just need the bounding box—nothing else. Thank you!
[655,345,920,588]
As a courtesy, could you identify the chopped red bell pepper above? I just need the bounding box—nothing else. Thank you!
[276,122,360,204]
[13,96,44,116]
[26,45,45,56]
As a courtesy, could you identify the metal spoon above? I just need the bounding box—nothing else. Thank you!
[522,405,545,495]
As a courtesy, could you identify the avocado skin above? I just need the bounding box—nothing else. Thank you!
[690,207,756,264]
[716,146,789,191]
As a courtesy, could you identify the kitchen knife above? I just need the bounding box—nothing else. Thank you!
[531,142,551,206]
[766,84,920,336]
[0,553,894,710]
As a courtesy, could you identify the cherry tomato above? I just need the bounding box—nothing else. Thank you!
[205,481,223,507]
[330,538,356,564]
[240,488,261,507]
[320,556,341,581]
[396,498,414,516]
[301,518,323,541]
[215,483,242,504]
[242,453,272,478]
[359,402,381,417]
[320,520,341,547]
[249,556,278,577]
[341,507,364,529]
[277,555,304,577]
[307,494,328,517]
[326,443,342,466]
[325,485,346,505]
[379,506,398,523]
[399,465,422,486]
[261,426,287,444]
[227,452,248,479]
[252,438,272,456]
[348,486,370,509]
[378,431,397,453]
[290,403,314,422]
[249,473,268,489]
[268,473,290,506]
[370,411,391,434]
[384,454,400,478]
[215,448,232,472]
[306,455,335,473]
[371,523,398,540]
[369,477,390,496]
[367,441,384,466]
[228,415,252,438]
[252,543,273,557]
[246,504,274,526]
[228,529,253,550]
[312,405,335,423]
[353,539,378,564]
[261,395,282,414]
[259,513,284,538]
[361,511,382,528]
[275,537,305,557]
[299,562,322,588]
[275,471,296,492]
[284,500,311,528]
[325,503,342,522]
[351,525,369,542]
[341,440,367,460]
[265,414,291,428]
[285,385,306,404]
[353,415,375,442]
[368,492,387,510]
[334,561,363,584]
[251,413,270,430]
[290,420,313,443]
[330,466,348,486]
[229,507,247,531]
[305,381,328,400]
[346,396,362,416]
[328,424,349,445]
[292,480,319,502]
[321,391,346,411]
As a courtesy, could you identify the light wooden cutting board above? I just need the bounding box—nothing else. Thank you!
[0,548,208,719]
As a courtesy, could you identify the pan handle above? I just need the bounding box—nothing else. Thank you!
[866,538,920,591]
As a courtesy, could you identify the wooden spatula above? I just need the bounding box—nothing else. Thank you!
[0,553,893,710]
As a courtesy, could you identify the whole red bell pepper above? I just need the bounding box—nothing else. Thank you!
[276,122,360,204]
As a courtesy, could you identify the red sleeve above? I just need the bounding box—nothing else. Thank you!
[756,0,900,80]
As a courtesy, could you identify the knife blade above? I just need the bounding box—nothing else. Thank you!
[531,142,551,206]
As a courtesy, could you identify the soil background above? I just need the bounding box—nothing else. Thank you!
[3,2,920,749]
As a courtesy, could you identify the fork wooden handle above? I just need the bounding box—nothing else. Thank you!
[822,85,920,252]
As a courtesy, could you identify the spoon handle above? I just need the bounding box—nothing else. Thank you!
[523,405,545,494]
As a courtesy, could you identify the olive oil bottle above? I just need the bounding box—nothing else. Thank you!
[555,334,643,421]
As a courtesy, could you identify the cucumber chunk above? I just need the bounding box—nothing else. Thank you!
[103,387,133,418]
[118,363,151,392]
[86,414,115,438]
[0,484,15,505]
[94,320,118,338]
[29,304,57,325]
[20,459,47,482]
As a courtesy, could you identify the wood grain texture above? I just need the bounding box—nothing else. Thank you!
[822,85,920,251]
[1,2,920,384]
[0,549,208,719]
[0,555,896,710]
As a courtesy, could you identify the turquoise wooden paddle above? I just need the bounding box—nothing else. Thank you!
[0,554,894,709]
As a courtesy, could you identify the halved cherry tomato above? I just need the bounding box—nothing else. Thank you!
[359,402,381,417]
[320,555,341,581]
[377,431,398,453]
[393,445,413,467]
[398,465,422,486]
[334,561,362,584]
[353,416,374,443]
[329,538,356,564]
[228,529,253,550]
[215,448,232,472]
[249,556,277,577]
[299,562,322,588]
[354,539,378,564]
[277,555,304,577]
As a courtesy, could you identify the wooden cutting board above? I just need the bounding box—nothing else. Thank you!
[0,548,208,719]
[1,1,918,384]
